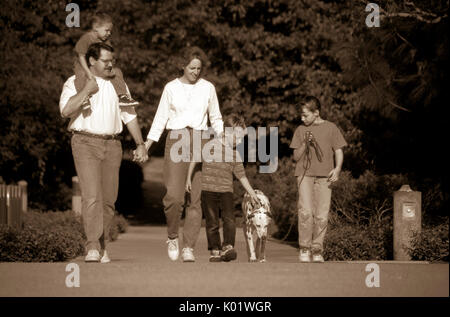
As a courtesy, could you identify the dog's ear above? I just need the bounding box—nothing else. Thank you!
[265,211,272,218]
[247,213,254,220]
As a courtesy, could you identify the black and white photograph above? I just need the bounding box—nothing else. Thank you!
[0,0,448,310]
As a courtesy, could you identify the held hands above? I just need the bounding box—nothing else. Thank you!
[132,144,149,163]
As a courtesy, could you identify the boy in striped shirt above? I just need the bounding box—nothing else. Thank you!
[186,114,260,262]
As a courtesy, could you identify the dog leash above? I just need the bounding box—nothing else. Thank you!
[280,131,323,242]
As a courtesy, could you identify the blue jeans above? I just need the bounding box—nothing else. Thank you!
[71,134,122,252]
[297,176,332,252]
[163,128,203,249]
[201,191,235,250]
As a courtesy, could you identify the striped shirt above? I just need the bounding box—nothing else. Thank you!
[201,140,246,193]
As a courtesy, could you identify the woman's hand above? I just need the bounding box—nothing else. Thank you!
[185,178,192,193]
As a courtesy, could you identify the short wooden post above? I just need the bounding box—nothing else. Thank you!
[18,180,28,213]
[72,176,82,216]
[0,184,7,225]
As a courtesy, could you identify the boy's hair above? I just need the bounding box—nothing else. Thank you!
[300,96,321,113]
[86,42,114,66]
[223,113,246,129]
[91,12,113,28]
[179,46,209,75]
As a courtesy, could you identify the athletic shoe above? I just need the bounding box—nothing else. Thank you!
[118,94,139,107]
[221,245,237,262]
[181,247,195,262]
[167,238,179,261]
[85,249,100,262]
[81,98,91,110]
[299,248,311,263]
[312,250,325,263]
[100,250,111,264]
[209,250,221,262]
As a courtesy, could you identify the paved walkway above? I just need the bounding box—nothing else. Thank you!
[0,225,448,297]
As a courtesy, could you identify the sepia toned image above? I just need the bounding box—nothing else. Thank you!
[0,0,448,310]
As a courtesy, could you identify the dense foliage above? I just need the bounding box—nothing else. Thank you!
[0,210,128,262]
[0,0,448,216]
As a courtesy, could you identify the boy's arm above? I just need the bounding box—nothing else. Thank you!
[78,54,94,79]
[238,176,260,207]
[328,148,344,182]
[61,77,98,118]
[185,161,198,192]
[293,143,306,162]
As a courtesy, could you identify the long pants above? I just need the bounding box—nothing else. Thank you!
[201,191,235,250]
[297,176,332,252]
[71,134,122,252]
[163,128,203,249]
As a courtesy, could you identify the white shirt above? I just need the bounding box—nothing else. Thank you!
[59,75,137,135]
[147,78,224,142]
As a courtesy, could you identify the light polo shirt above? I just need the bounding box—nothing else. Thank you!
[59,75,137,135]
[147,78,224,142]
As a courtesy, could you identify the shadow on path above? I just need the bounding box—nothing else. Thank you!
[116,156,167,226]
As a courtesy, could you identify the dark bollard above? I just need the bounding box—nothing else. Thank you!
[393,185,421,261]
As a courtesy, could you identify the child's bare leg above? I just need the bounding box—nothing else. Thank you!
[109,68,139,106]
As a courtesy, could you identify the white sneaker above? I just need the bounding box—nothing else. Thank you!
[312,251,325,263]
[299,248,311,263]
[100,250,111,264]
[181,247,195,262]
[85,249,100,262]
[167,238,179,261]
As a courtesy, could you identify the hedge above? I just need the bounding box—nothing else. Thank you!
[0,210,128,262]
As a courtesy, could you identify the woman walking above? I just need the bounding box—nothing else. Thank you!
[144,46,223,262]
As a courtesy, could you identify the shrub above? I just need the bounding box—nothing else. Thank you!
[0,210,129,262]
[0,211,85,262]
[108,213,129,241]
[408,218,449,262]
[323,219,393,261]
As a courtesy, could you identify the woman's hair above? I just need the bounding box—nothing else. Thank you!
[91,11,113,28]
[86,42,114,66]
[300,96,321,113]
[179,46,209,75]
[223,113,246,129]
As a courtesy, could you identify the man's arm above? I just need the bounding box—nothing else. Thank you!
[61,77,98,118]
[126,118,148,163]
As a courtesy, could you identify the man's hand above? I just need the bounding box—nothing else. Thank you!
[328,167,341,183]
[133,144,148,163]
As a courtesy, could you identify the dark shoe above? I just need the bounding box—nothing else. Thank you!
[118,94,139,107]
[209,250,222,262]
[221,245,237,262]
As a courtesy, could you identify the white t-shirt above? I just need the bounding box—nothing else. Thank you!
[59,75,137,135]
[147,78,224,142]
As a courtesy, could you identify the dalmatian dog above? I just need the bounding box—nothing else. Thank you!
[242,189,272,263]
